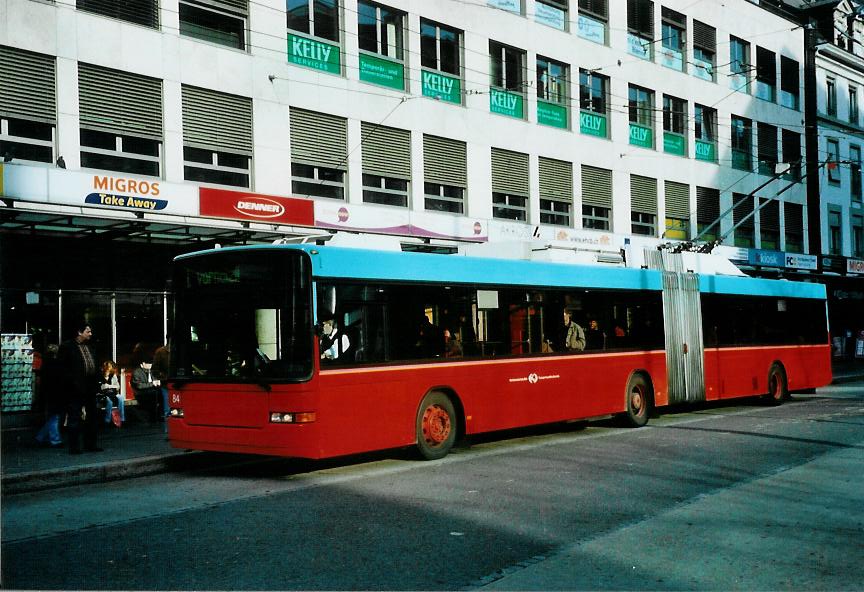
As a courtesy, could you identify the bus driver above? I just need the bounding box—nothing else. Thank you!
[320,317,350,361]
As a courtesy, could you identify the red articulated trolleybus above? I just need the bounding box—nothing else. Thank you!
[166,239,832,460]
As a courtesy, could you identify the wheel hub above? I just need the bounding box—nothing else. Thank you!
[422,405,451,446]
[631,387,644,414]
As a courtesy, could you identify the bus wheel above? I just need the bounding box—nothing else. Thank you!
[764,364,789,405]
[416,392,456,460]
[623,374,652,428]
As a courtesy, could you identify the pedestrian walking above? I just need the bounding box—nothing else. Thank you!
[58,322,102,454]
[34,344,63,447]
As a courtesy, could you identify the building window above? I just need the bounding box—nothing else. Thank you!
[828,207,842,254]
[536,0,568,31]
[755,46,776,102]
[184,148,250,188]
[491,148,529,221]
[627,0,654,61]
[583,205,610,230]
[358,1,404,60]
[489,41,526,118]
[852,214,864,258]
[781,128,802,181]
[827,138,841,184]
[733,193,755,248]
[362,174,408,207]
[287,0,339,42]
[827,77,837,117]
[851,87,859,125]
[631,211,656,235]
[692,20,716,82]
[425,183,463,213]
[80,129,161,177]
[537,56,569,128]
[577,0,607,45]
[731,115,752,171]
[179,0,247,50]
[730,36,750,93]
[662,94,687,156]
[852,145,862,201]
[696,186,720,242]
[424,134,466,213]
[780,56,800,110]
[694,104,717,162]
[664,181,690,240]
[660,7,685,72]
[784,202,803,253]
[757,122,778,176]
[579,69,609,138]
[539,157,573,226]
[0,117,54,164]
[759,198,780,250]
[291,163,345,200]
[420,19,462,104]
[628,84,654,149]
[76,0,159,28]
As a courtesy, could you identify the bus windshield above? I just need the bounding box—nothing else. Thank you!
[172,250,313,382]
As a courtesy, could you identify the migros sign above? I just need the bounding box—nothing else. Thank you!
[86,175,168,211]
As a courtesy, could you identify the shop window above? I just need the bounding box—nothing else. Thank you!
[489,40,526,119]
[582,205,610,230]
[784,202,803,253]
[362,174,408,207]
[0,117,54,164]
[780,56,799,110]
[755,46,776,102]
[579,69,609,138]
[628,84,654,149]
[287,0,339,41]
[424,182,463,214]
[730,36,751,93]
[627,0,654,61]
[660,7,685,72]
[536,0,568,31]
[692,20,715,82]
[827,77,837,117]
[184,147,250,188]
[757,122,778,176]
[731,115,752,171]
[80,129,161,177]
[76,0,159,28]
[358,1,404,60]
[180,1,247,50]
[781,128,802,181]
[662,94,686,157]
[577,0,607,44]
[827,138,841,184]
[828,207,843,255]
[420,19,462,104]
[291,163,344,200]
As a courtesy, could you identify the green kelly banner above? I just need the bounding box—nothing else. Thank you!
[664,132,686,156]
[421,70,461,104]
[359,53,404,90]
[490,88,524,119]
[629,123,653,148]
[537,101,568,129]
[695,140,716,162]
[580,111,607,138]
[288,33,340,74]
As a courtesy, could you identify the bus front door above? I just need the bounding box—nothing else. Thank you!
[662,271,706,404]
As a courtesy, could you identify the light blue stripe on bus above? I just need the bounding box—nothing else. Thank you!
[176,244,826,300]
[303,245,664,291]
[699,274,826,299]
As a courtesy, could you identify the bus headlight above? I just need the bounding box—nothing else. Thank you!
[270,412,316,424]
[169,408,184,418]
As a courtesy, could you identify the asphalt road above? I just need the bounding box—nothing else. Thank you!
[3,381,864,590]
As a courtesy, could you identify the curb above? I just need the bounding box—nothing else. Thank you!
[831,374,864,385]
[2,451,208,495]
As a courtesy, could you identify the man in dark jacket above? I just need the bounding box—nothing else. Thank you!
[58,322,101,454]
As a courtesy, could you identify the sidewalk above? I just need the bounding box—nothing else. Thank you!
[3,360,864,496]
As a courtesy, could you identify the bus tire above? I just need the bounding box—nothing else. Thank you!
[623,373,652,428]
[416,392,457,460]
[764,363,789,405]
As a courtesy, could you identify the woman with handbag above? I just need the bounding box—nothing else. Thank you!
[99,360,124,427]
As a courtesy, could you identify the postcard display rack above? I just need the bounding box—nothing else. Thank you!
[2,334,35,412]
